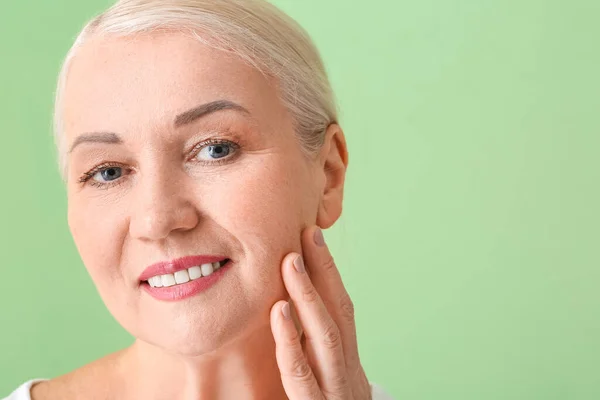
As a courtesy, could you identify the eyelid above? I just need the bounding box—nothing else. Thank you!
[78,162,132,190]
[79,162,124,182]
[78,137,241,189]
[187,138,240,163]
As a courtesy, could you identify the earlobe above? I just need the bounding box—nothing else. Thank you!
[316,123,349,229]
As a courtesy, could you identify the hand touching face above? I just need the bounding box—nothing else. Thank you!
[271,226,372,400]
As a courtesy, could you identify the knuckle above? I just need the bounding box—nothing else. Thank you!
[339,293,355,323]
[322,255,336,273]
[322,323,342,349]
[301,285,320,304]
[283,327,301,347]
[334,373,349,389]
[323,374,350,396]
[287,357,313,382]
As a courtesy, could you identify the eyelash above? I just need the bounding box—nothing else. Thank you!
[78,138,241,189]
[78,162,127,190]
[187,138,240,164]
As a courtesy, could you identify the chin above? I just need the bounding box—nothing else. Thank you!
[100,259,286,357]
[128,302,265,357]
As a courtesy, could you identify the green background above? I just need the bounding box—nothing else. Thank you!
[1,0,599,398]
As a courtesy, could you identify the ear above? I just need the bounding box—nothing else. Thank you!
[316,123,349,229]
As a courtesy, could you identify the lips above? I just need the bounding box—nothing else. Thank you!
[138,255,229,283]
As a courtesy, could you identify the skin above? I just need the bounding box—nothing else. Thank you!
[31,31,369,399]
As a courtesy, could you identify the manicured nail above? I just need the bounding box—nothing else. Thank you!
[314,228,325,247]
[282,302,291,319]
[293,255,305,273]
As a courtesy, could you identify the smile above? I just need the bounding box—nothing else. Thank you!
[145,259,229,287]
[141,258,233,301]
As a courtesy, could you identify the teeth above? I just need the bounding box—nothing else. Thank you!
[188,266,202,280]
[174,270,190,284]
[201,263,214,277]
[147,260,228,288]
[161,274,176,287]
[150,276,163,287]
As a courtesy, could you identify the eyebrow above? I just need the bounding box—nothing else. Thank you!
[68,99,250,153]
[174,99,249,128]
[68,132,122,153]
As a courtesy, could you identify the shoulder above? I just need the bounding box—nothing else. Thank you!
[2,379,46,400]
[17,350,127,400]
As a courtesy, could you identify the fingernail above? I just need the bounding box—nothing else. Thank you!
[281,302,291,319]
[314,228,325,247]
[293,255,305,273]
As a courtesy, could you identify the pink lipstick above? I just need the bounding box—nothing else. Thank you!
[139,255,232,301]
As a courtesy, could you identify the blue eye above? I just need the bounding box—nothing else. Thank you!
[195,142,234,161]
[93,167,122,182]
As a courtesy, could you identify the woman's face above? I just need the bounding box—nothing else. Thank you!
[63,32,325,354]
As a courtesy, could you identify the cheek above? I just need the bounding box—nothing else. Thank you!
[68,196,137,333]
[203,155,314,286]
[67,194,126,286]
[234,155,311,234]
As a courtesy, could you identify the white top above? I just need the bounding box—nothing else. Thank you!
[3,379,395,399]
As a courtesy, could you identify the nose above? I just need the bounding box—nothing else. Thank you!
[129,169,199,242]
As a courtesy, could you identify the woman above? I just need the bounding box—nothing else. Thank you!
[5,0,394,399]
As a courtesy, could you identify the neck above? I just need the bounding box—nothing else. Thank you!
[123,325,289,400]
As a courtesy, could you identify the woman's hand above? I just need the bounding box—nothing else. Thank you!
[270,226,372,400]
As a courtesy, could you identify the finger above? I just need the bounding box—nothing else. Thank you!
[270,300,324,400]
[301,226,361,375]
[282,252,351,399]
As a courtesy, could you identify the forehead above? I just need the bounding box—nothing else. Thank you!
[63,32,282,139]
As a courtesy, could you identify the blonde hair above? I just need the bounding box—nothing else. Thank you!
[54,0,338,180]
